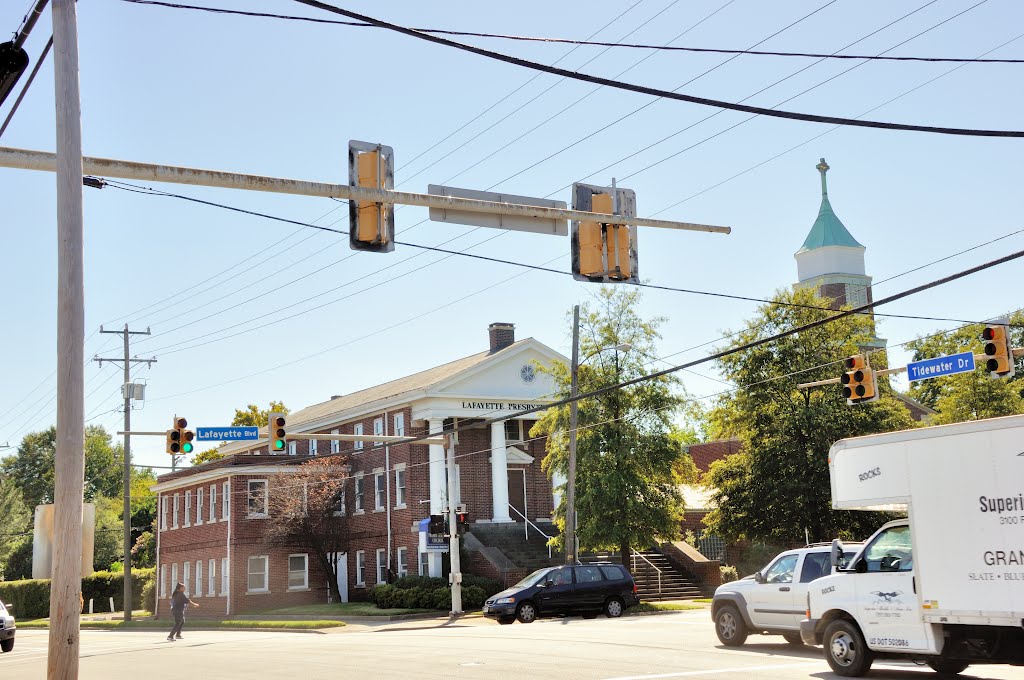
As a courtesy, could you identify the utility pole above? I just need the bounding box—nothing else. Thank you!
[94,325,155,622]
[48,1,83,677]
[565,305,580,565]
[444,432,462,616]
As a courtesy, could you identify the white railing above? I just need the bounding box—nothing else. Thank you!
[631,550,662,594]
[508,504,552,559]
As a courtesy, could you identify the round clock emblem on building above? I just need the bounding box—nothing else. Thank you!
[520,364,536,383]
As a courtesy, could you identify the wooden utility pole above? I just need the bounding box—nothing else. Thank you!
[49,0,84,677]
[95,326,155,622]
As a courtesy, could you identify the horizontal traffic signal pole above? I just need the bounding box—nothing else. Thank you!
[0,146,731,235]
[290,433,446,445]
[797,349,1024,389]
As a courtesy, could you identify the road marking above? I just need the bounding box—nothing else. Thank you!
[603,661,820,679]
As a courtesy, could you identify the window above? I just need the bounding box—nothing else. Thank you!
[172,493,179,528]
[310,439,318,456]
[600,565,627,581]
[160,496,168,531]
[196,488,204,525]
[419,551,429,576]
[333,483,346,516]
[209,484,217,522]
[183,562,191,595]
[394,413,405,437]
[331,429,340,454]
[800,552,831,583]
[376,548,387,584]
[221,557,229,596]
[394,465,406,508]
[171,563,178,593]
[574,566,604,583]
[160,565,167,598]
[247,480,268,517]
[288,554,308,590]
[354,474,364,513]
[505,419,522,443]
[184,491,192,527]
[195,560,202,596]
[373,417,384,446]
[863,525,913,572]
[374,469,385,511]
[288,441,296,456]
[353,423,363,450]
[764,554,799,584]
[208,559,216,596]
[397,547,408,577]
[247,555,269,592]
[355,551,365,586]
[222,481,230,519]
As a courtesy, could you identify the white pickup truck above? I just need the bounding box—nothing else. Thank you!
[800,415,1024,677]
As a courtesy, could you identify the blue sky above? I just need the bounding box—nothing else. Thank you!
[1,0,1022,470]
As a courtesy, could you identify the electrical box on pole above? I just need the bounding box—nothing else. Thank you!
[571,182,638,284]
[348,140,395,253]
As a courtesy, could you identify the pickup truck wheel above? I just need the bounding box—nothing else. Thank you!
[1,638,13,653]
[824,620,873,677]
[926,659,969,676]
[714,605,748,646]
[516,602,537,624]
[783,633,804,645]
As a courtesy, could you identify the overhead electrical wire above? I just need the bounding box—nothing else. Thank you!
[118,0,1024,64]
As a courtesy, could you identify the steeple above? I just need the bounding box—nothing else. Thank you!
[797,158,863,253]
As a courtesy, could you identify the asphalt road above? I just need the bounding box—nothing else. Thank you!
[5,610,1024,680]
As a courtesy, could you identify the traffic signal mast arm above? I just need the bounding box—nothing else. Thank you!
[798,347,1023,389]
[0,146,730,235]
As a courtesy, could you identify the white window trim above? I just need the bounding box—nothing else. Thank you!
[333,484,346,517]
[184,490,192,527]
[171,563,178,593]
[373,417,384,446]
[222,481,230,519]
[160,565,167,598]
[208,559,216,596]
[394,413,405,437]
[288,440,297,456]
[196,488,204,526]
[183,562,191,595]
[355,550,366,587]
[354,473,365,514]
[221,557,229,597]
[247,479,269,518]
[396,546,408,578]
[418,550,428,577]
[353,423,363,450]
[247,555,269,594]
[373,468,385,512]
[375,548,387,584]
[331,429,340,454]
[160,496,168,531]
[394,464,407,509]
[288,553,309,591]
[195,560,202,596]
[209,484,217,523]
[309,438,318,456]
[172,493,179,529]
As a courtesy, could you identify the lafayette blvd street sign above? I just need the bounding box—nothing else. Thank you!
[196,426,259,441]
[906,351,976,382]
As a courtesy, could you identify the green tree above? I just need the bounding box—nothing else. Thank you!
[190,447,225,465]
[93,495,124,572]
[232,401,289,427]
[534,288,692,566]
[905,310,1024,424]
[0,477,32,579]
[702,288,916,545]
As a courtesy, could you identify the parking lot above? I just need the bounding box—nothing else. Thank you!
[5,610,1024,679]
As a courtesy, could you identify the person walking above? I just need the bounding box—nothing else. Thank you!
[167,582,199,641]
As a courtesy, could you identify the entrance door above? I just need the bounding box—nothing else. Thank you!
[507,469,526,521]
[333,552,349,603]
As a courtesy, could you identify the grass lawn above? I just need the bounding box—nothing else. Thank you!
[18,618,344,630]
[633,602,704,613]
[693,598,713,604]
[263,602,434,617]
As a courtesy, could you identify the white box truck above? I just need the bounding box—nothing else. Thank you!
[800,415,1024,677]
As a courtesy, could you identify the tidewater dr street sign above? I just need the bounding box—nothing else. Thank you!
[906,351,976,382]
[195,426,259,442]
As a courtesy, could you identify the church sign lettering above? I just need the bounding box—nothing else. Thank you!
[461,401,538,411]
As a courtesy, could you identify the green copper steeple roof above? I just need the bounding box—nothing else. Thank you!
[797,158,863,253]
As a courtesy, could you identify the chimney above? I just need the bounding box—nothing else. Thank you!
[488,322,515,353]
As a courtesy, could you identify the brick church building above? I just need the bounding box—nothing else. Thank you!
[152,323,567,616]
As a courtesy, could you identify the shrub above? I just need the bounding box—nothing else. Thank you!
[460,575,501,598]
[141,578,156,613]
[0,578,50,619]
[0,568,155,619]
[392,575,446,590]
[460,585,486,609]
[719,565,739,584]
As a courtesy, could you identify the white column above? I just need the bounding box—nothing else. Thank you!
[490,422,512,522]
[427,418,446,577]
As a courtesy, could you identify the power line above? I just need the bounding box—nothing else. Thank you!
[291,0,1024,138]
[117,0,1024,64]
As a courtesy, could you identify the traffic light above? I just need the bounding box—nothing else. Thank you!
[982,323,1015,378]
[268,412,287,454]
[348,140,395,253]
[456,510,468,535]
[166,416,194,455]
[428,514,445,535]
[841,355,879,405]
[0,42,30,108]
[571,182,638,284]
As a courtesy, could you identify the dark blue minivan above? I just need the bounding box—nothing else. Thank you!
[483,564,640,624]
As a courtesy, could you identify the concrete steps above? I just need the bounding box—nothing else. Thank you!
[582,550,704,601]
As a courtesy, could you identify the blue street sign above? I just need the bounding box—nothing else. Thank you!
[906,351,976,382]
[195,426,259,442]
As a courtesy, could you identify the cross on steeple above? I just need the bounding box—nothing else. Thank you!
[816,157,830,197]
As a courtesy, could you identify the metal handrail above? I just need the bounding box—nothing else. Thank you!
[631,550,662,594]
[508,504,552,559]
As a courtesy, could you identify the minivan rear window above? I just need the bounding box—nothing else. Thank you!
[575,566,604,583]
[600,565,626,580]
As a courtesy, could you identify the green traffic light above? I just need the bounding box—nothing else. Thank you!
[274,439,285,450]
[182,442,193,454]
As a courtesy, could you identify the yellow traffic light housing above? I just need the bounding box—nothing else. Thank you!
[982,323,1015,378]
[165,429,180,455]
[841,354,879,405]
[166,415,193,455]
[268,412,287,454]
[348,140,395,253]
[571,182,638,284]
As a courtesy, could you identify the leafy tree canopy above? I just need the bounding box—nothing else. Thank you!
[232,401,289,428]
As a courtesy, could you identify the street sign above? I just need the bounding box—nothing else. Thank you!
[906,351,976,382]
[428,184,568,235]
[195,426,259,442]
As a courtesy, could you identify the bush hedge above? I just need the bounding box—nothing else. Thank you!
[368,574,501,611]
[719,565,739,584]
[0,568,155,619]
